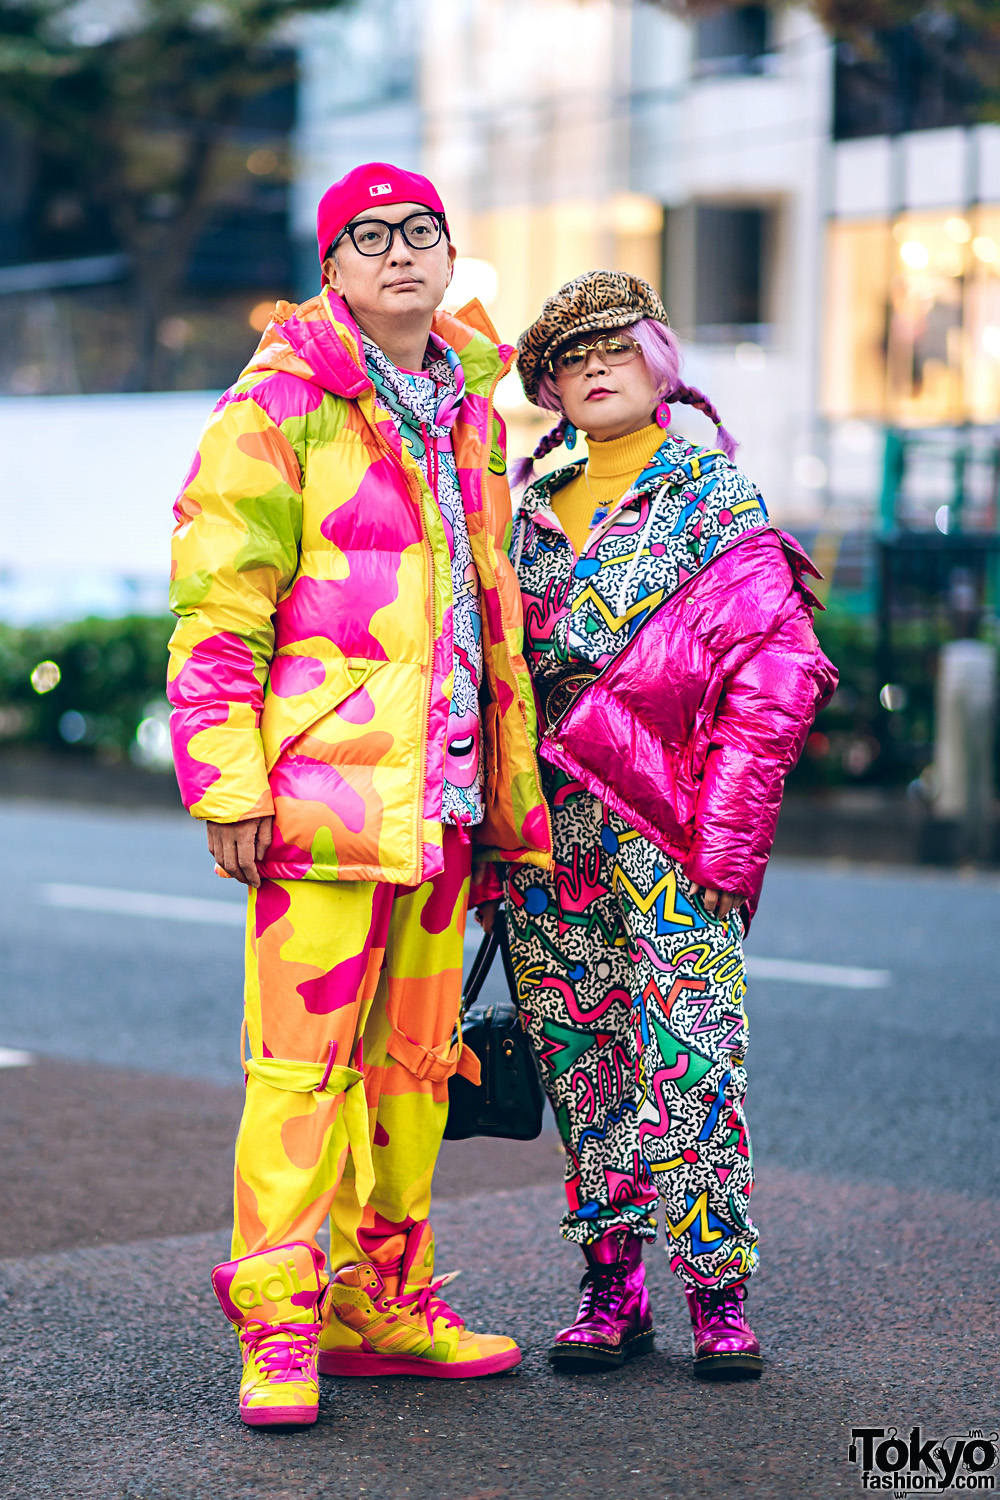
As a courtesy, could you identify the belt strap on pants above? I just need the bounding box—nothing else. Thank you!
[241,1029,375,1207]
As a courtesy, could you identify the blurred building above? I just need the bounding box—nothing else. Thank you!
[295,0,1000,543]
[3,0,999,628]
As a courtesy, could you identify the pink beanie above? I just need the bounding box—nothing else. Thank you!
[316,161,449,276]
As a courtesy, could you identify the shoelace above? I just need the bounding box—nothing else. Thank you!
[578,1262,628,1318]
[699,1283,746,1328]
[390,1272,464,1339]
[241,1320,317,1383]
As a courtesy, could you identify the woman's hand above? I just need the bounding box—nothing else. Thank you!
[475,898,502,935]
[693,885,740,922]
[207,816,273,887]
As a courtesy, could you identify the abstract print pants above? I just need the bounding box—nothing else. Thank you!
[507,773,758,1290]
[233,827,472,1278]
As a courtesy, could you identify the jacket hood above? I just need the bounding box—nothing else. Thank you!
[239,285,512,400]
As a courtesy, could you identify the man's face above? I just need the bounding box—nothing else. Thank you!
[323,201,456,326]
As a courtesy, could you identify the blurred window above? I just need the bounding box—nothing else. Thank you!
[687,203,775,344]
[693,6,773,78]
[823,209,1000,426]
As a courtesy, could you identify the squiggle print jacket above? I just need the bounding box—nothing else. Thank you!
[511,434,837,919]
[167,288,552,886]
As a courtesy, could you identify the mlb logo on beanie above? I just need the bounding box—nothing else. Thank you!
[370,183,393,197]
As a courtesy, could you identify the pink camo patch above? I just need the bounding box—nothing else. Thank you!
[419,839,446,884]
[259,825,313,875]
[169,706,226,808]
[520,803,549,851]
[230,372,324,426]
[275,572,397,661]
[419,868,466,935]
[358,1213,415,1257]
[335,686,376,724]
[254,879,292,939]
[177,449,201,499]
[270,758,367,834]
[297,949,370,1015]
[319,456,422,551]
[269,655,325,698]
[168,633,261,708]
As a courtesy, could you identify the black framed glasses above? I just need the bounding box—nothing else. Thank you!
[331,211,446,259]
[549,334,642,378]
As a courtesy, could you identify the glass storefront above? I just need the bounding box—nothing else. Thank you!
[823,208,1000,426]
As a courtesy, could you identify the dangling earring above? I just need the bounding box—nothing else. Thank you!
[563,421,577,450]
[655,403,671,430]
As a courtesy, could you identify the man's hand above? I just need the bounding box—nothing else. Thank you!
[692,885,740,922]
[475,898,502,935]
[207,816,274,888]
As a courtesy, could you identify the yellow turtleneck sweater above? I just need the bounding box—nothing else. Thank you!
[552,423,665,555]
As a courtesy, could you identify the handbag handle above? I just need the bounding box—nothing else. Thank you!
[461,919,500,1020]
[460,908,517,1022]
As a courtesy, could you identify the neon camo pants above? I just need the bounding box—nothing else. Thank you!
[506,773,758,1290]
[233,827,473,1276]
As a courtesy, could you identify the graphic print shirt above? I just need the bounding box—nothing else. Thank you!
[364,333,485,827]
[510,431,770,706]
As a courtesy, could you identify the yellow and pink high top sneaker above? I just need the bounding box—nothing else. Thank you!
[318,1221,520,1379]
[212,1242,325,1426]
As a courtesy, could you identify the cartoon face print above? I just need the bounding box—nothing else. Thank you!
[445,706,481,788]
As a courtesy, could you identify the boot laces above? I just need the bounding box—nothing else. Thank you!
[578,1261,628,1318]
[390,1271,464,1339]
[241,1320,316,1382]
[700,1282,746,1327]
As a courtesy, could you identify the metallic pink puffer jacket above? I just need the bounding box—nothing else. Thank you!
[540,528,837,919]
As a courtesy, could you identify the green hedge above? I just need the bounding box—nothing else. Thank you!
[0,607,981,790]
[0,615,175,759]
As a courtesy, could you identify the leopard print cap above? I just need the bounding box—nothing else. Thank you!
[515,269,669,405]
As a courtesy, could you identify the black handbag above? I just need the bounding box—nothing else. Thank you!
[444,909,545,1141]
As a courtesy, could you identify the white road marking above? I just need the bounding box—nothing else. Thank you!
[37,887,891,988]
[746,956,891,989]
[40,883,245,927]
[464,933,890,989]
[0,1047,33,1068]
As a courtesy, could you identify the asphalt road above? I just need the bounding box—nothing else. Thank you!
[3,798,1000,1197]
[2,797,999,1499]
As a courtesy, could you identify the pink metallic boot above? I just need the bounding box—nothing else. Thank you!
[549,1228,654,1372]
[685,1280,762,1380]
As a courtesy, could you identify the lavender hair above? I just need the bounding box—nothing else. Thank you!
[511,317,738,489]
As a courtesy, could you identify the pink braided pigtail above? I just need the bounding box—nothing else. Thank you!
[510,415,572,490]
[671,382,739,461]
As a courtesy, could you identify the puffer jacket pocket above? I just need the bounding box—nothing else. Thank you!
[261,655,377,771]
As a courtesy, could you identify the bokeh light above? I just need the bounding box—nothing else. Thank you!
[30,660,61,693]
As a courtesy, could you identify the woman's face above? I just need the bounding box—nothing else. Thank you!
[551,327,661,442]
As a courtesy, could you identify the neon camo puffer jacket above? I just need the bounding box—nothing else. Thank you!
[167,287,552,886]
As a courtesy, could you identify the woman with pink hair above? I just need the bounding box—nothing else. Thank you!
[478,270,836,1382]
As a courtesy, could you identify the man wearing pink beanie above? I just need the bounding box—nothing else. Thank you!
[168,161,551,1424]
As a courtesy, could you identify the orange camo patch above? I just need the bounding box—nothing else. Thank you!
[280,1097,335,1171]
[234,1172,269,1255]
[174,493,202,525]
[253,922,340,1059]
[295,730,393,769]
[248,326,316,381]
[236,428,303,494]
[274,787,385,874]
